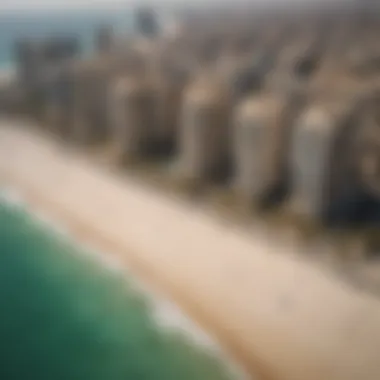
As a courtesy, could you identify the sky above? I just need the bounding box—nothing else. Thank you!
[0,0,356,12]
[0,0,127,11]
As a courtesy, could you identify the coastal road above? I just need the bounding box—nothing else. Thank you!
[1,120,380,380]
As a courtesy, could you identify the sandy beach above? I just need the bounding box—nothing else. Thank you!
[1,119,380,380]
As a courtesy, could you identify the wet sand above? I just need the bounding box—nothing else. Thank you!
[1,119,380,380]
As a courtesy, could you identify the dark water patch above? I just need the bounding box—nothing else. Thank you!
[0,200,235,380]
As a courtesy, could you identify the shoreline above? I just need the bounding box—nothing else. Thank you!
[0,170,267,380]
[2,119,380,380]
[0,185,249,380]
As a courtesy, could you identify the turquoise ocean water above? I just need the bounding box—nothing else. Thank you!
[0,192,236,380]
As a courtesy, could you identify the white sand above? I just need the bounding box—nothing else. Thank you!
[1,119,380,380]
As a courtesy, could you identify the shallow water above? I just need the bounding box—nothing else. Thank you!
[0,196,235,380]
